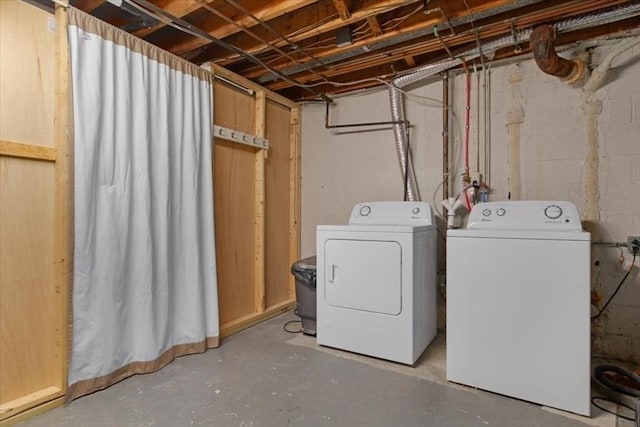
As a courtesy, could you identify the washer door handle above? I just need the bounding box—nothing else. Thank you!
[328,264,336,283]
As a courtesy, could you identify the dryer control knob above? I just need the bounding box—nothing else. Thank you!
[544,205,563,219]
[482,208,492,217]
[360,205,371,216]
[412,207,420,214]
[496,208,506,216]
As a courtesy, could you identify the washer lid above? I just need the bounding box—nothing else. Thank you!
[466,201,583,231]
[318,224,433,233]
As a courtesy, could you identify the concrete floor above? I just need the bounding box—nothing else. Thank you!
[19,311,620,427]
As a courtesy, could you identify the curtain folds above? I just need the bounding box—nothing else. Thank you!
[66,7,218,402]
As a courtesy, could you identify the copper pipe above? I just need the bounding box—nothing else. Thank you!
[530,25,585,82]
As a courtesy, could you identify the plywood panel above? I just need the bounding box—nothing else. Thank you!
[0,157,56,403]
[213,81,256,134]
[214,140,257,325]
[0,0,55,147]
[264,101,295,308]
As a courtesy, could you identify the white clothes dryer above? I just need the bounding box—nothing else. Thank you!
[316,201,437,365]
[447,201,590,415]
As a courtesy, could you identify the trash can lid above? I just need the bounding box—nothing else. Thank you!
[292,255,316,271]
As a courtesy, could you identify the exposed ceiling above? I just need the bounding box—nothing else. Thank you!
[59,0,640,99]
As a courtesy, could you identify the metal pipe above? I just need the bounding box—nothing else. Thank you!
[387,2,640,203]
[530,25,586,82]
[125,0,323,97]
[214,74,255,96]
[325,102,409,129]
[223,0,328,70]
[196,0,331,86]
[442,72,449,215]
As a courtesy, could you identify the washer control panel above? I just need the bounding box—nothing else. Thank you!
[467,201,582,230]
[349,201,434,225]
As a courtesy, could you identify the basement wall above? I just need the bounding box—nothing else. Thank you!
[301,35,640,363]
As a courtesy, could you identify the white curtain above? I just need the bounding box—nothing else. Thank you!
[67,9,218,400]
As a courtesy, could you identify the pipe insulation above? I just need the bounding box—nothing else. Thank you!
[388,2,640,201]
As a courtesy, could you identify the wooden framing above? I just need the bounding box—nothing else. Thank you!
[208,63,300,337]
[0,2,69,423]
[0,140,57,162]
[0,3,299,422]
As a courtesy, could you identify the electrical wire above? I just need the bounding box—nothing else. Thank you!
[592,364,640,423]
[283,309,303,333]
[591,397,636,422]
[591,254,636,321]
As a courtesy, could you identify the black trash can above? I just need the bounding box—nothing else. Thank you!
[291,256,317,336]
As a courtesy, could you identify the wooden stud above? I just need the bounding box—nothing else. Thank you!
[53,3,71,397]
[366,16,383,36]
[405,55,416,67]
[254,91,266,314]
[333,0,352,20]
[288,107,301,299]
[0,140,56,162]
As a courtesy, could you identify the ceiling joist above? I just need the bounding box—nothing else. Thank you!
[63,0,640,100]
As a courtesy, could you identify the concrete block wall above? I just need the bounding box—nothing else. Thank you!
[301,35,640,363]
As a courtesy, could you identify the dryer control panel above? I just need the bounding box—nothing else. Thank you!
[467,201,582,231]
[349,201,434,226]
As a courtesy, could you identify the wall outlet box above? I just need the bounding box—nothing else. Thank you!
[628,236,640,255]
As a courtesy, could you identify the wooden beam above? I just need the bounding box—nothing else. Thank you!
[0,140,56,161]
[367,15,382,36]
[53,3,72,398]
[158,0,320,55]
[134,0,216,38]
[288,107,301,300]
[72,0,104,13]
[220,300,295,338]
[0,387,63,421]
[333,0,351,20]
[0,396,64,427]
[404,55,416,67]
[183,0,420,60]
[254,90,266,314]
[251,0,629,90]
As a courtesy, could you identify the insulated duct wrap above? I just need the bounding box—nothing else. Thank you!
[388,2,640,202]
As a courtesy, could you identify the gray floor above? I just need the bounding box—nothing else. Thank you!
[20,311,616,427]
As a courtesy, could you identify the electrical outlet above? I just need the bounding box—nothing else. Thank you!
[628,236,640,255]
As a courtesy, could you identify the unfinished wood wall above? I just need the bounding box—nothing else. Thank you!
[210,65,300,336]
[0,4,299,422]
[0,1,70,423]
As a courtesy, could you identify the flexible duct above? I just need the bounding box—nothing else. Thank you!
[390,59,460,201]
[388,2,640,201]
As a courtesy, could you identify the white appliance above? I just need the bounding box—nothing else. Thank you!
[316,201,437,365]
[447,201,590,415]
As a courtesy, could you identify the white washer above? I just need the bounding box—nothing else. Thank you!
[317,201,437,365]
[447,201,590,415]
